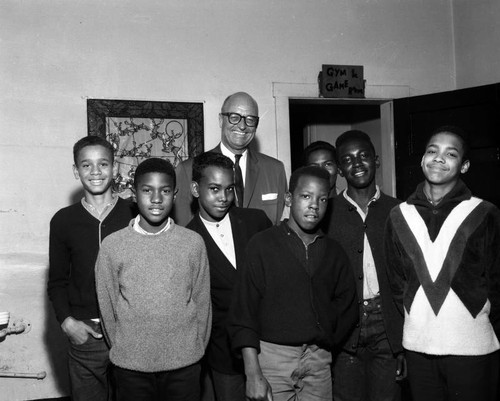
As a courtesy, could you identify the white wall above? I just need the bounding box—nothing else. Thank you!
[0,0,462,399]
[453,0,500,88]
[0,0,458,254]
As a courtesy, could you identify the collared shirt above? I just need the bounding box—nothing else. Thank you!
[220,142,248,186]
[200,213,236,268]
[133,215,172,235]
[343,186,380,300]
[81,195,118,222]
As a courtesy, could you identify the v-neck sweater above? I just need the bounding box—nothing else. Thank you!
[385,181,500,355]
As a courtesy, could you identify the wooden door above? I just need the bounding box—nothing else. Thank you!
[393,83,500,206]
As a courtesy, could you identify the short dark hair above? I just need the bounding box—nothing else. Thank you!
[289,165,330,194]
[192,152,234,183]
[335,130,376,155]
[133,158,176,189]
[303,141,337,165]
[73,136,114,164]
[427,125,470,161]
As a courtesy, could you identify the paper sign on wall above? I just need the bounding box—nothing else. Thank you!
[318,64,365,98]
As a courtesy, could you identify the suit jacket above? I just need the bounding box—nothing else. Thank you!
[186,207,272,374]
[173,144,287,226]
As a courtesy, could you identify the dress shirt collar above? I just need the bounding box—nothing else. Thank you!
[133,215,172,235]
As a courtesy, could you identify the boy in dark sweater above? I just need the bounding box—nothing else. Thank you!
[229,166,358,401]
[47,136,137,401]
[186,152,271,401]
[385,126,500,401]
[96,158,211,401]
[326,130,404,401]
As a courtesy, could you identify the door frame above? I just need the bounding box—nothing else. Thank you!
[273,82,410,197]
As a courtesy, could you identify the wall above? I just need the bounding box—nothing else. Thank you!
[453,0,500,88]
[0,0,457,399]
[0,0,457,254]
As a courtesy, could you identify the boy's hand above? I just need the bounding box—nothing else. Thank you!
[61,316,102,345]
[242,347,273,401]
[246,373,273,401]
[395,352,407,381]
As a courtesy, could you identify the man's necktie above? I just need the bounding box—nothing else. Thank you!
[234,154,244,207]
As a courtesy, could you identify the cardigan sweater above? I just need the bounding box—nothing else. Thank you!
[48,197,137,324]
[95,220,212,372]
[228,222,358,354]
[385,180,500,356]
[327,192,403,354]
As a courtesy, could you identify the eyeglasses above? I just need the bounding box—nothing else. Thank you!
[221,112,259,128]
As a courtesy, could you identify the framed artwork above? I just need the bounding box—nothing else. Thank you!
[87,99,204,197]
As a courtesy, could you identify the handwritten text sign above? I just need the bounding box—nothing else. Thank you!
[319,65,365,98]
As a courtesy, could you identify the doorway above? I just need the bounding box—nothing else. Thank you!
[273,82,410,198]
[289,99,386,194]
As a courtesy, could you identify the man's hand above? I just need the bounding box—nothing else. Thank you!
[61,317,102,345]
[395,352,407,381]
[242,347,273,401]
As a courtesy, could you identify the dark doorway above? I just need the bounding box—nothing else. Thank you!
[288,98,394,195]
[289,100,381,171]
[393,83,500,206]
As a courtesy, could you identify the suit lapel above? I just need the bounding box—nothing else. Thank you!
[191,214,236,285]
[244,149,259,208]
[229,209,248,269]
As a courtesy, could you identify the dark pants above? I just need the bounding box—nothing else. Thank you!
[68,320,110,401]
[333,296,400,401]
[113,362,201,401]
[406,350,499,401]
[211,369,245,401]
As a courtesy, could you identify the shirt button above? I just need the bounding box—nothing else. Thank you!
[363,223,367,229]
[357,249,363,253]
[358,275,363,280]
[363,300,369,306]
[432,210,438,215]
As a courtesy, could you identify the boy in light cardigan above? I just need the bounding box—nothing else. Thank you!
[96,158,211,401]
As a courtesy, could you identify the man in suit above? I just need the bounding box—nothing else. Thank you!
[187,152,272,401]
[174,91,287,226]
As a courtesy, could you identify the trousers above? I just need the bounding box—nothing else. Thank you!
[258,340,332,401]
[67,320,110,401]
[406,350,499,401]
[333,296,401,401]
